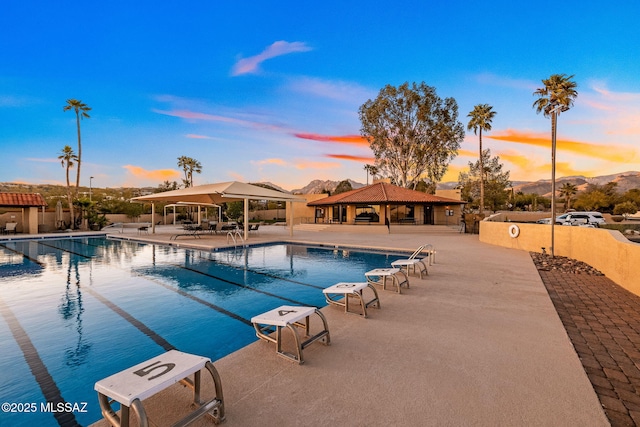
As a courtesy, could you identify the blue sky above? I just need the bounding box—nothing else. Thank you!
[2,1,640,191]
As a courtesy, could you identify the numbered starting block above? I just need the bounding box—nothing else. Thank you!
[251,305,330,364]
[94,350,225,427]
[322,282,380,317]
[365,268,410,294]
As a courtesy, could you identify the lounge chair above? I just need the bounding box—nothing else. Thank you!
[3,222,17,235]
[248,223,260,234]
[390,245,429,278]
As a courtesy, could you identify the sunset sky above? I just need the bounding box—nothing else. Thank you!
[2,1,640,191]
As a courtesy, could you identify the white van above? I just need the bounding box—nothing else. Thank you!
[556,211,606,226]
[537,211,606,226]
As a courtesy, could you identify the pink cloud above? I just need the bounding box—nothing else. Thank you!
[153,109,285,132]
[186,133,220,140]
[251,158,288,166]
[232,41,312,76]
[326,154,374,163]
[294,132,369,146]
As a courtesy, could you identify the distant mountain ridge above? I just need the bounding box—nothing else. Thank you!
[268,172,639,197]
[3,171,638,199]
[290,179,365,195]
[437,171,640,197]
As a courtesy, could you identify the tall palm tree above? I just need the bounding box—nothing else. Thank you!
[58,145,78,229]
[364,164,378,185]
[177,156,202,188]
[533,74,578,257]
[63,99,91,197]
[560,182,578,211]
[467,104,496,215]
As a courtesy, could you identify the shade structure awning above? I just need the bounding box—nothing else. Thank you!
[131,181,304,205]
[131,181,304,238]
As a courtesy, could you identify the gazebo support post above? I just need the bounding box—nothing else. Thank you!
[244,198,249,239]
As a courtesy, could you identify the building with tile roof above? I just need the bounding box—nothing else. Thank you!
[0,192,47,234]
[307,182,465,226]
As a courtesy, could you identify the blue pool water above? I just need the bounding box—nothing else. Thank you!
[0,237,404,426]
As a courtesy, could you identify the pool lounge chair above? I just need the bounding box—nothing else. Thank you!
[3,222,17,235]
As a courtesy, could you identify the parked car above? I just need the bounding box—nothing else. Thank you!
[537,211,606,226]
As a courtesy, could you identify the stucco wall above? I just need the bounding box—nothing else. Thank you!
[480,221,640,296]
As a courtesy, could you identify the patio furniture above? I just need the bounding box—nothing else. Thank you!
[322,282,380,317]
[365,268,409,294]
[251,305,330,364]
[94,349,225,427]
[3,222,17,235]
[170,224,203,240]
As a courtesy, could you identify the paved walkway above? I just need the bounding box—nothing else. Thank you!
[539,268,640,426]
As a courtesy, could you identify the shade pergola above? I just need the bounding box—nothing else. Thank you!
[163,202,221,225]
[131,181,305,238]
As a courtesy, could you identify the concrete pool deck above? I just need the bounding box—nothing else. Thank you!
[26,225,608,426]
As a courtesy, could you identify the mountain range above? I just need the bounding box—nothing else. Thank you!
[270,171,640,197]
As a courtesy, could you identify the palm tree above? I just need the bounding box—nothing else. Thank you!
[560,182,578,211]
[533,74,578,257]
[58,145,78,229]
[177,156,202,187]
[63,99,91,197]
[467,104,496,215]
[364,164,378,185]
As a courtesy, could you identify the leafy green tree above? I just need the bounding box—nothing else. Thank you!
[573,190,610,212]
[225,201,244,221]
[156,180,179,192]
[177,156,202,187]
[58,145,78,229]
[359,82,464,189]
[458,149,511,212]
[573,182,618,212]
[622,189,640,206]
[559,182,578,211]
[533,73,578,257]
[414,179,435,194]
[614,201,638,219]
[122,202,145,221]
[63,99,91,197]
[334,180,353,194]
[467,104,496,215]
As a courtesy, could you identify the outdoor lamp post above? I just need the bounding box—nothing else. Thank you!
[90,176,94,201]
[549,105,563,258]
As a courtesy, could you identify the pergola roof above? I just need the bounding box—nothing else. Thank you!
[0,193,47,207]
[131,181,305,204]
[307,182,465,206]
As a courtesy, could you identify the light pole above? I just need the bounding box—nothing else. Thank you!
[90,176,94,202]
[549,105,563,258]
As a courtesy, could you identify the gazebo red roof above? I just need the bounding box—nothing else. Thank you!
[0,192,47,207]
[307,182,465,206]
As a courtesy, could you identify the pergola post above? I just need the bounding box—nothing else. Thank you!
[244,198,249,239]
[288,201,293,236]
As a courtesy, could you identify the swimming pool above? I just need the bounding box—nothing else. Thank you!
[0,236,404,426]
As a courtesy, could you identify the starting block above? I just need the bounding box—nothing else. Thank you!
[251,305,330,364]
[94,350,225,427]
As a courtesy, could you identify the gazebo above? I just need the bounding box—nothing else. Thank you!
[307,182,465,226]
[131,181,305,238]
[0,193,47,234]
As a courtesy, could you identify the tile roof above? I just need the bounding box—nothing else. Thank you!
[307,182,465,206]
[0,193,47,207]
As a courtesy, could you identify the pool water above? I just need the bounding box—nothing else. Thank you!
[0,237,403,426]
